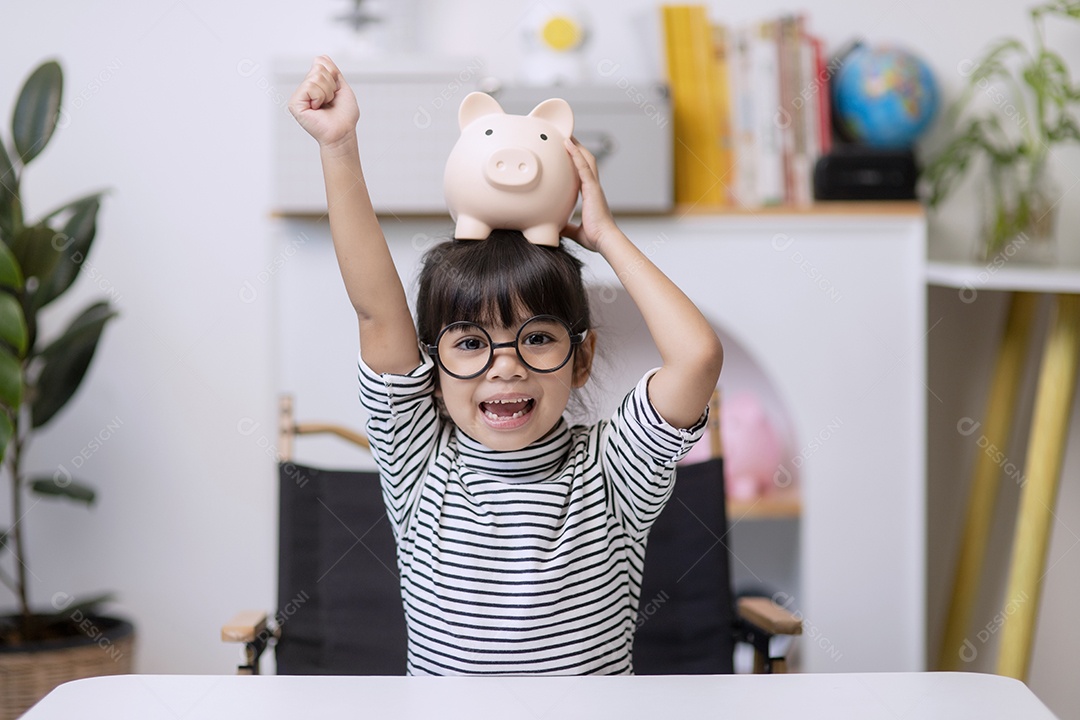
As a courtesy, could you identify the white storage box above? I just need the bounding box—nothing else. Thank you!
[491,83,672,213]
[273,56,479,215]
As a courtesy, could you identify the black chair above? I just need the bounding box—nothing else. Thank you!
[634,455,801,674]
[272,460,406,674]
[222,396,800,675]
[222,397,406,675]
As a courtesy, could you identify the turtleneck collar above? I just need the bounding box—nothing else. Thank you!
[454,418,572,482]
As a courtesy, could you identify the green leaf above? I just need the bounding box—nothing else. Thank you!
[1033,0,1080,21]
[38,191,106,225]
[34,194,101,310]
[31,300,116,428]
[10,223,62,285]
[0,413,11,464]
[0,140,17,242]
[29,476,96,505]
[12,60,63,165]
[0,293,28,355]
[0,346,22,411]
[0,242,24,290]
[970,39,1027,85]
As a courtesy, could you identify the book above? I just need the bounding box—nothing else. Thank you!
[729,26,759,207]
[812,35,833,156]
[661,4,727,207]
[752,19,785,206]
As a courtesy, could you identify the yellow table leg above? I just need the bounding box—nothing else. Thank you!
[938,292,1038,671]
[997,293,1080,680]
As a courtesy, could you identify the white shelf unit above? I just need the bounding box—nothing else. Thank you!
[926,259,1080,294]
[275,205,928,673]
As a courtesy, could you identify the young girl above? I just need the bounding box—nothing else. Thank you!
[289,56,723,675]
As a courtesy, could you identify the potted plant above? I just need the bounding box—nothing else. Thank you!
[921,0,1080,263]
[0,59,126,718]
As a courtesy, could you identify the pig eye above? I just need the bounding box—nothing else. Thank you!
[485,129,493,136]
[540,133,548,141]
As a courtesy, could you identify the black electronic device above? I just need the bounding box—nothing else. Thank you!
[813,146,918,201]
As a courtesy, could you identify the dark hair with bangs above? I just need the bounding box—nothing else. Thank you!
[416,230,591,346]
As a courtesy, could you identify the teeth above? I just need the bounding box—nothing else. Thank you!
[484,408,527,420]
[482,398,532,422]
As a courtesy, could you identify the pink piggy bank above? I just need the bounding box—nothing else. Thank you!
[444,92,580,247]
[721,392,785,501]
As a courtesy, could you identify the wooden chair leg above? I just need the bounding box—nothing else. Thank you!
[938,292,1038,670]
[749,646,789,674]
[997,294,1080,680]
[752,647,767,674]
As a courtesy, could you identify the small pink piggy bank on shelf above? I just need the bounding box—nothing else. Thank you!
[721,392,786,501]
[444,92,580,247]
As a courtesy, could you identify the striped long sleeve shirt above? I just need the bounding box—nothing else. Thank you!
[358,353,707,675]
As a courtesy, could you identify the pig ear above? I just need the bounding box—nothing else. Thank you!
[458,92,505,130]
[528,98,574,138]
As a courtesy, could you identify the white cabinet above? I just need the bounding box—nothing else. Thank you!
[273,57,474,214]
[275,203,928,673]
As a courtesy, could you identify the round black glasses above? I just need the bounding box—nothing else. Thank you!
[425,315,589,380]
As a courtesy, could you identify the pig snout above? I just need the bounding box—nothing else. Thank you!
[484,147,541,190]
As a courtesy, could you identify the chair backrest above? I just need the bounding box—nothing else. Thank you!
[275,461,407,675]
[633,456,736,674]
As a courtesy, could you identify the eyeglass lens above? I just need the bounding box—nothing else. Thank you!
[436,317,574,378]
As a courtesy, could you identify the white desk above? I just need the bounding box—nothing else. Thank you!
[23,673,1058,719]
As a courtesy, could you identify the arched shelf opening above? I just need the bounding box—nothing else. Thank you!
[576,285,801,520]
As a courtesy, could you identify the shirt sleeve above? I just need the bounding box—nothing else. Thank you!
[357,351,442,536]
[601,368,709,540]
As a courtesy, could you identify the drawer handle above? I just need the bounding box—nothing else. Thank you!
[574,131,616,164]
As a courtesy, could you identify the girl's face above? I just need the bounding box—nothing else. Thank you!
[434,318,594,451]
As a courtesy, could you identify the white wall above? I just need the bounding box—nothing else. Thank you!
[1,0,1078,716]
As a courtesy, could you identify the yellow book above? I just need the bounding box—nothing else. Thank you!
[687,5,726,206]
[662,5,727,207]
[661,6,693,205]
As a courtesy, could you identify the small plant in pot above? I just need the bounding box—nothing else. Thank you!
[921,0,1080,264]
[0,60,126,717]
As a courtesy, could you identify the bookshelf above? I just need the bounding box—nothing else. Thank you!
[674,200,924,217]
[278,201,925,223]
[728,488,802,520]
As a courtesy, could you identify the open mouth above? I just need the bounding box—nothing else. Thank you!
[480,397,535,422]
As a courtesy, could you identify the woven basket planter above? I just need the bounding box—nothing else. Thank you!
[0,615,134,719]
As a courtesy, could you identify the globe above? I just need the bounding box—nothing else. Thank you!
[832,44,939,149]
